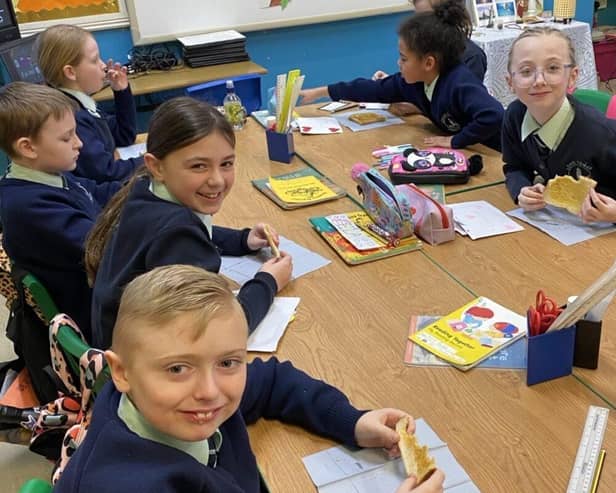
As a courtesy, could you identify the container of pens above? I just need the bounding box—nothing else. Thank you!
[265,69,304,164]
[526,322,576,386]
[266,128,295,164]
[526,290,575,386]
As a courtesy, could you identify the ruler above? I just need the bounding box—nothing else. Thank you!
[567,405,610,493]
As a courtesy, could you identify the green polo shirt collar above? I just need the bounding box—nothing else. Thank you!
[60,87,100,117]
[117,392,222,466]
[521,98,574,151]
[424,75,439,102]
[5,162,64,188]
[149,179,213,237]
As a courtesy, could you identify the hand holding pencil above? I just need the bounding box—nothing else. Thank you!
[247,223,280,253]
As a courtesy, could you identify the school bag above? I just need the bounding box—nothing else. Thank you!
[352,164,455,245]
[388,146,483,185]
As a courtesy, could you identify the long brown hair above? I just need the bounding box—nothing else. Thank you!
[84,97,235,285]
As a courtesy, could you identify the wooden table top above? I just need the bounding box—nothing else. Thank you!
[431,184,616,407]
[92,61,267,102]
[292,104,505,196]
[210,120,616,493]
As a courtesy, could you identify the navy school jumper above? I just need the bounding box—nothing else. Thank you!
[64,87,143,183]
[327,63,504,151]
[502,97,616,202]
[54,358,366,493]
[0,173,120,340]
[91,177,278,349]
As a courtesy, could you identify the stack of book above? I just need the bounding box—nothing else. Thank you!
[177,30,249,68]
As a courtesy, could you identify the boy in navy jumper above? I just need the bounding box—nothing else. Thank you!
[37,24,142,183]
[300,0,503,151]
[0,82,121,340]
[85,97,292,350]
[54,265,445,493]
[502,27,616,223]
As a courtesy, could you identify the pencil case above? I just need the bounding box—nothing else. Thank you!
[351,164,414,239]
[388,147,483,185]
[394,183,455,245]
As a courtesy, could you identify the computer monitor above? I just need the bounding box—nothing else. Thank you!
[0,33,44,84]
[0,0,20,44]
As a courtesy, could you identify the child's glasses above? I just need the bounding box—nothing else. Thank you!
[511,63,574,88]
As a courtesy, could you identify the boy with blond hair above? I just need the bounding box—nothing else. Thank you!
[0,82,121,340]
[54,265,444,493]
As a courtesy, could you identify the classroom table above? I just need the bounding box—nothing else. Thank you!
[430,184,616,407]
[91,61,267,102]
[291,105,505,196]
[212,119,616,493]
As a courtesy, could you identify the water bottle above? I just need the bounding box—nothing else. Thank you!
[223,80,246,130]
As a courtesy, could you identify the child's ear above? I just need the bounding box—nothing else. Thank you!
[14,137,37,160]
[424,55,436,72]
[104,349,131,393]
[567,66,580,92]
[62,64,77,82]
[506,73,514,92]
[144,152,164,182]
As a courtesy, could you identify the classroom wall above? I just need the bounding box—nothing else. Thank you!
[598,0,616,26]
[0,5,598,171]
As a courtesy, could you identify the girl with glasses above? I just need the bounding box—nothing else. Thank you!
[503,27,616,223]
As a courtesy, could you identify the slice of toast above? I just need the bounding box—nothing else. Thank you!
[396,417,437,484]
[544,175,597,214]
[348,112,387,125]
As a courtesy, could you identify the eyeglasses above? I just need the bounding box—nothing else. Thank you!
[511,63,574,88]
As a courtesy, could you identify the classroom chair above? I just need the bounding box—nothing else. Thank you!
[572,88,612,114]
[18,479,52,493]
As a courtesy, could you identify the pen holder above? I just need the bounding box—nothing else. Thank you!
[526,324,576,386]
[573,319,602,369]
[266,130,294,164]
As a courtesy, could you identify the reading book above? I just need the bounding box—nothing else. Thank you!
[404,315,526,369]
[409,297,527,371]
[309,211,422,265]
[252,167,345,210]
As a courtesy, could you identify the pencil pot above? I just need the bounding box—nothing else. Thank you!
[573,320,602,370]
[266,130,294,164]
[526,324,576,386]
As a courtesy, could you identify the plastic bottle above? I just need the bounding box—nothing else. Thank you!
[223,80,245,130]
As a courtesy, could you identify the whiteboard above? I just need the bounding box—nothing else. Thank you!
[126,0,410,45]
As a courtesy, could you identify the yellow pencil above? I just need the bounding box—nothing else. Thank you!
[590,449,606,493]
[264,225,281,258]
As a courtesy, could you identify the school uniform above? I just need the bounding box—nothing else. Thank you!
[62,87,143,183]
[502,96,616,202]
[0,163,121,340]
[54,357,365,493]
[328,63,503,150]
[463,39,487,82]
[91,177,277,349]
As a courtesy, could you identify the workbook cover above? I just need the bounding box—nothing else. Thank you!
[409,297,527,371]
[404,315,526,369]
[309,211,422,265]
[252,167,345,209]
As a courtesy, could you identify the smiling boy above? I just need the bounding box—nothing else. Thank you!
[54,265,445,493]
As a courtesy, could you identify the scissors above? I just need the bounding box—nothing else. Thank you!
[528,290,562,336]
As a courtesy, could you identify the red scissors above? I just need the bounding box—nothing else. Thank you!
[528,290,563,336]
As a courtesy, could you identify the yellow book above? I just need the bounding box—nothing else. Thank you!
[268,175,337,204]
[409,297,527,371]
